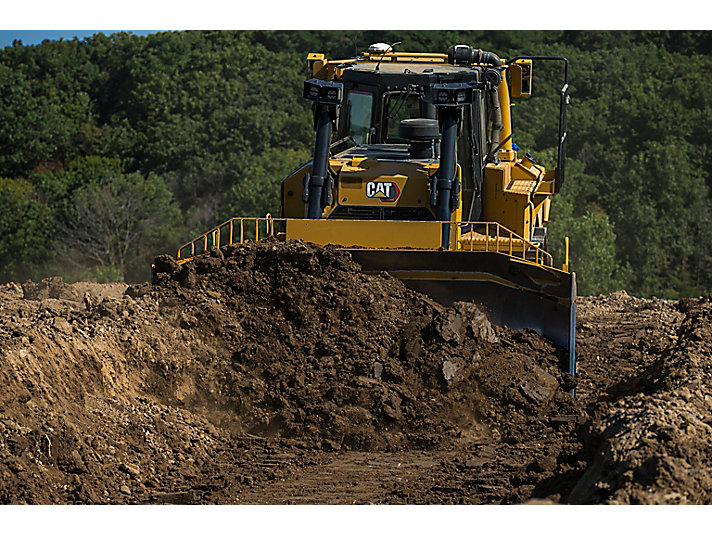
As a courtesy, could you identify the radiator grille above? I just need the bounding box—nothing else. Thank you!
[329,206,435,221]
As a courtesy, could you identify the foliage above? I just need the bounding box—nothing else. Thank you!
[221,147,311,219]
[0,178,53,281]
[80,265,125,284]
[53,157,180,282]
[547,195,630,296]
[0,30,710,298]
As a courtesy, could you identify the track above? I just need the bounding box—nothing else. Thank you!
[238,452,439,504]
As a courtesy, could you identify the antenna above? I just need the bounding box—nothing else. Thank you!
[375,41,401,71]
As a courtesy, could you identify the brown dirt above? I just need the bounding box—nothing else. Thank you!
[0,240,710,504]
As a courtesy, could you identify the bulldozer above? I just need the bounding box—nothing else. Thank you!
[175,43,576,375]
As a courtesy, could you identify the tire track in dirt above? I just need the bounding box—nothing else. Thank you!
[238,451,439,504]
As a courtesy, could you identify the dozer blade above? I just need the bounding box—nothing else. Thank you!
[175,217,576,375]
[347,249,577,375]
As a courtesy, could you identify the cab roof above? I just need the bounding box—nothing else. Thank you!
[338,58,482,88]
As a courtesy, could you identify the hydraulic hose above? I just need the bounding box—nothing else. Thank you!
[447,46,502,69]
[488,89,503,163]
[476,49,502,69]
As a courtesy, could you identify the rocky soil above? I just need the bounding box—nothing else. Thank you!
[0,240,710,504]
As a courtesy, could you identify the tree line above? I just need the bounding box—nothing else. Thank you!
[0,30,710,298]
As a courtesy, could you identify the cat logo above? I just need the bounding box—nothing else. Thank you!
[365,181,400,203]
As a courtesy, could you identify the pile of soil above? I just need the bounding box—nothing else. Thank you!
[1,239,711,504]
[570,296,712,504]
[148,240,579,451]
[574,291,683,404]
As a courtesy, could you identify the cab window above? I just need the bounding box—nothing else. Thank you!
[384,92,421,143]
[344,91,373,144]
[458,105,474,186]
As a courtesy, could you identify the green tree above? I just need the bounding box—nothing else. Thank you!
[222,147,311,218]
[547,195,630,296]
[0,178,53,282]
[54,158,181,282]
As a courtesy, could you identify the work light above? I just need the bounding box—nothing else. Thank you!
[303,78,344,105]
[430,83,474,107]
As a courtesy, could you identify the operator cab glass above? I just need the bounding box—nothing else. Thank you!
[344,91,373,144]
[384,92,422,143]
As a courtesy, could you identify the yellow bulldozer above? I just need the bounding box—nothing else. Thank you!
[174,43,576,375]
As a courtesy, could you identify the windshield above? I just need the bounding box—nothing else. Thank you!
[344,91,373,144]
[385,91,422,143]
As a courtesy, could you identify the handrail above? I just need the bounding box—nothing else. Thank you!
[458,221,553,266]
[177,217,279,261]
[177,217,554,268]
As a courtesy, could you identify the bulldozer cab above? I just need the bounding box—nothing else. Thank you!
[329,59,492,223]
[338,77,488,223]
[338,67,485,142]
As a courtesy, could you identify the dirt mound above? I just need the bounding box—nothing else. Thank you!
[570,297,712,504]
[21,276,81,301]
[147,240,579,450]
[574,291,683,403]
[2,241,712,504]
[0,241,579,503]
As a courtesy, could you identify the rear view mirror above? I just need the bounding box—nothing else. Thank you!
[510,60,532,97]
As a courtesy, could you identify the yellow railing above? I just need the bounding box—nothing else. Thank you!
[177,216,553,268]
[177,216,277,262]
[458,222,554,267]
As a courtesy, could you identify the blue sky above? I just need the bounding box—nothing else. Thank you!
[0,30,160,49]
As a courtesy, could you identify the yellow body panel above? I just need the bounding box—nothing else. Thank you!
[483,163,528,239]
[285,219,450,249]
[282,155,464,222]
[337,160,434,208]
[280,163,311,219]
[361,52,448,62]
[481,155,556,239]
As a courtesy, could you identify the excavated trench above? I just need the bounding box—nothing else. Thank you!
[0,239,710,504]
